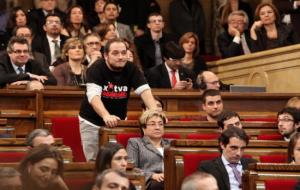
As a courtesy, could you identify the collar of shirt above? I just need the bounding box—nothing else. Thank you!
[221,155,242,190]
[10,60,25,74]
[46,34,61,44]
[43,9,54,16]
[165,62,179,84]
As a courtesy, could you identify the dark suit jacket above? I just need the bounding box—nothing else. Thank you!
[251,24,300,52]
[218,31,251,58]
[273,0,300,37]
[0,53,57,88]
[28,8,66,35]
[134,32,176,72]
[198,157,256,190]
[146,63,195,88]
[32,34,68,66]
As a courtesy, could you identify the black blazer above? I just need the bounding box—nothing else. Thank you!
[134,32,176,72]
[198,157,256,190]
[146,63,195,88]
[28,8,66,35]
[32,34,68,66]
[0,53,57,87]
[218,31,251,58]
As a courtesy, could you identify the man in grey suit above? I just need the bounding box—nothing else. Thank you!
[198,127,256,190]
[103,2,134,42]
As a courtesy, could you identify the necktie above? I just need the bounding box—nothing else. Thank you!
[17,67,24,74]
[228,163,241,185]
[171,70,177,88]
[154,41,162,65]
[52,39,60,60]
[241,34,251,55]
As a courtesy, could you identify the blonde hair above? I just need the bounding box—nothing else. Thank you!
[139,110,167,127]
[61,37,84,61]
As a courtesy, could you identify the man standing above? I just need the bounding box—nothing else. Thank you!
[0,37,57,88]
[218,10,251,58]
[79,38,157,161]
[135,13,176,72]
[202,89,224,122]
[198,127,256,190]
[146,41,195,89]
[277,107,300,141]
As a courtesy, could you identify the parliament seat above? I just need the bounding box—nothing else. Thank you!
[257,134,283,140]
[51,117,86,162]
[186,133,219,140]
[259,155,288,163]
[264,179,297,190]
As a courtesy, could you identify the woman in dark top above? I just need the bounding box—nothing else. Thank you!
[250,2,300,52]
[179,32,207,76]
[6,6,28,37]
[61,5,91,39]
[53,37,86,86]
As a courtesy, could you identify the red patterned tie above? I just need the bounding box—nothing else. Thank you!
[171,70,177,87]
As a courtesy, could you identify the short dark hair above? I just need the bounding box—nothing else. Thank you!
[44,13,62,24]
[217,110,241,130]
[147,12,163,23]
[104,38,127,54]
[277,107,300,125]
[288,132,300,162]
[141,95,164,110]
[103,2,119,13]
[163,41,185,60]
[95,143,125,173]
[94,169,128,188]
[219,127,249,152]
[202,89,221,104]
[12,25,33,37]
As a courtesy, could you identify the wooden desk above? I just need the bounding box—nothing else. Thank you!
[243,163,300,190]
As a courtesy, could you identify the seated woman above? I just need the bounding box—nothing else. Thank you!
[53,37,87,86]
[127,110,169,190]
[61,5,91,39]
[18,144,68,190]
[250,2,300,52]
[179,32,207,76]
[288,132,300,164]
[93,22,117,54]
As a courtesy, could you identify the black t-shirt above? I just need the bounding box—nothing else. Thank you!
[79,60,148,126]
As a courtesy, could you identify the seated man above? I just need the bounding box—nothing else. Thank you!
[202,89,224,122]
[0,167,22,190]
[277,107,300,141]
[217,110,243,131]
[26,129,55,148]
[92,169,129,190]
[286,97,300,109]
[198,127,256,190]
[196,71,230,92]
[181,171,218,190]
[146,41,195,89]
[218,10,251,58]
[0,36,57,88]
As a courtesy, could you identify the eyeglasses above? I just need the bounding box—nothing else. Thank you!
[229,20,244,25]
[12,49,29,54]
[86,41,101,47]
[146,122,164,127]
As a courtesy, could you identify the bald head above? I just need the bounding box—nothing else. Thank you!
[197,71,220,90]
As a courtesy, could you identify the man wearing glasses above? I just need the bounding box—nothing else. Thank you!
[0,36,57,88]
[196,71,230,91]
[277,107,300,141]
[82,33,102,67]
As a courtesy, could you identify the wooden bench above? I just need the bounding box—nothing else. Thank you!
[98,120,279,146]
[242,163,300,190]
[0,162,146,190]
[164,139,288,190]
